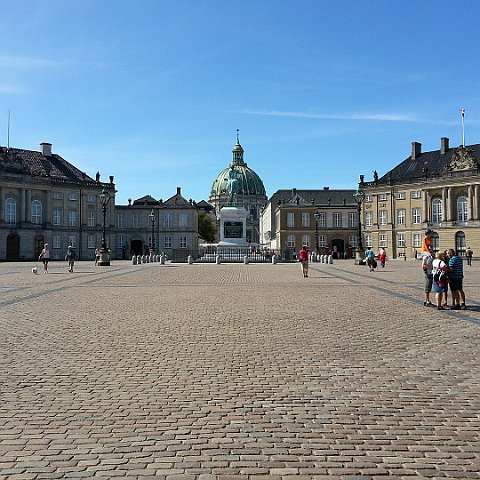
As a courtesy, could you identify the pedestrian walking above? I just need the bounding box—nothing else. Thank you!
[38,243,50,273]
[299,245,309,277]
[65,245,76,273]
[365,246,376,271]
[466,247,473,266]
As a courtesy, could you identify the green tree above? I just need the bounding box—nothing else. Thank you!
[197,211,216,243]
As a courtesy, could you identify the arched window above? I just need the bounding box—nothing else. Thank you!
[432,198,443,223]
[5,198,16,224]
[31,200,42,224]
[457,196,468,223]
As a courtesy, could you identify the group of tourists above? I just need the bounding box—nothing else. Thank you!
[421,229,467,310]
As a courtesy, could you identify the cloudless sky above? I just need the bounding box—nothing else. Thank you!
[1,0,479,204]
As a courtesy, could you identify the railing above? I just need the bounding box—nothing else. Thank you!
[169,249,272,263]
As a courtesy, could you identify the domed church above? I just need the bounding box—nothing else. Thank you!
[209,135,267,244]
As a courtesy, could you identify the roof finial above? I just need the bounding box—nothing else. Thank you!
[236,128,240,143]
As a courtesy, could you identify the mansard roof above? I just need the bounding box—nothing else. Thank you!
[0,145,96,184]
[376,142,480,186]
[270,188,357,208]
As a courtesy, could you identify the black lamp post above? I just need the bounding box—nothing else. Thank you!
[149,209,155,254]
[353,182,366,261]
[314,210,320,253]
[98,188,111,266]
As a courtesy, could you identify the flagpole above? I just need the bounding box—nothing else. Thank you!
[461,107,465,147]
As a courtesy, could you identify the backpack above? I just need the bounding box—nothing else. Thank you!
[433,269,447,283]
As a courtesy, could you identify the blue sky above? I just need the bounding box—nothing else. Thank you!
[1,0,479,204]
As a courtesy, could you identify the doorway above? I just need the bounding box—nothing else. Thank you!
[130,239,143,256]
[331,238,345,259]
[35,235,44,260]
[6,233,20,261]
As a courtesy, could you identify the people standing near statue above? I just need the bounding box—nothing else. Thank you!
[447,248,466,310]
[299,245,309,278]
[38,243,50,273]
[466,247,473,266]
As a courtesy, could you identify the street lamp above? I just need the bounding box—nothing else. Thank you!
[314,210,320,254]
[149,209,156,254]
[98,188,111,266]
[353,182,366,262]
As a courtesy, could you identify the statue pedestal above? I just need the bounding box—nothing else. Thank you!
[217,206,250,255]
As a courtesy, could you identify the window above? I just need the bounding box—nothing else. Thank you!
[365,234,372,248]
[117,213,125,228]
[31,200,42,224]
[52,192,63,200]
[397,233,406,247]
[287,212,295,227]
[411,191,422,199]
[395,192,405,200]
[349,235,357,248]
[87,194,96,203]
[117,235,125,249]
[301,213,310,227]
[164,236,172,248]
[180,236,187,248]
[53,209,62,226]
[69,210,77,226]
[365,211,373,227]
[132,213,140,228]
[457,196,468,223]
[301,235,310,247]
[53,234,61,249]
[68,235,76,248]
[5,198,16,224]
[379,193,387,201]
[379,210,388,225]
[432,198,443,223]
[88,234,96,249]
[318,235,326,248]
[379,234,387,247]
[365,195,372,202]
[412,208,421,224]
[287,235,295,248]
[164,214,172,228]
[68,193,78,201]
[348,212,356,228]
[397,209,406,225]
[333,213,342,228]
[179,213,188,228]
[87,211,95,227]
[317,212,326,227]
[413,233,421,248]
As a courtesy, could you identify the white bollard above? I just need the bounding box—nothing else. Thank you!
[137,255,142,264]
[131,255,137,265]
[160,255,165,265]
[188,255,193,265]
[272,254,277,264]
[328,255,333,264]
[216,254,221,264]
[244,255,249,264]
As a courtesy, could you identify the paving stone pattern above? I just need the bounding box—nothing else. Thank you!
[1,260,479,479]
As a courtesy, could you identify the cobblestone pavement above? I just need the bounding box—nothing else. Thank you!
[1,259,479,480]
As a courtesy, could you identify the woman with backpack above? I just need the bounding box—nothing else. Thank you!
[432,251,448,310]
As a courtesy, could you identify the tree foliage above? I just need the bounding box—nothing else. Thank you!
[197,211,216,243]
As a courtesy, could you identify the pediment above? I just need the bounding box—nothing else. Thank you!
[445,147,479,172]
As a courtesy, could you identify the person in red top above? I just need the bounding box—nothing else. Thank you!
[299,245,309,277]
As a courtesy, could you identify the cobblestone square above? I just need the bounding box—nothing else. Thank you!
[1,260,479,479]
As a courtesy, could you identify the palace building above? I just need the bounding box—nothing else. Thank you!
[361,137,480,258]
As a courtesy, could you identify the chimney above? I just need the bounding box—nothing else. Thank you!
[411,141,422,160]
[40,142,52,156]
[109,175,114,184]
[323,187,329,190]
[176,187,181,195]
[441,137,449,154]
[292,188,297,196]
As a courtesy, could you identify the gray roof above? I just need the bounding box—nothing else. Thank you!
[270,188,357,207]
[0,146,96,184]
[376,142,480,186]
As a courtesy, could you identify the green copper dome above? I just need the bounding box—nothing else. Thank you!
[210,140,266,197]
